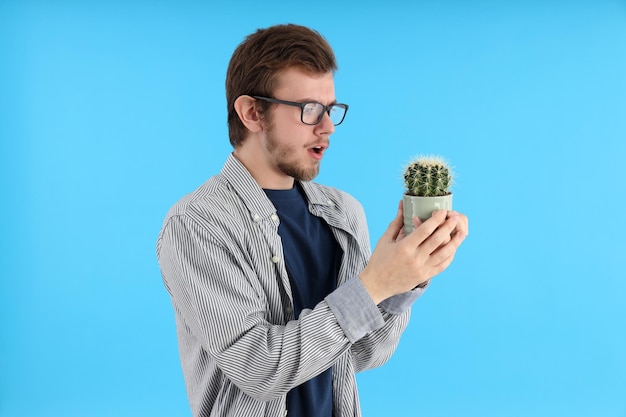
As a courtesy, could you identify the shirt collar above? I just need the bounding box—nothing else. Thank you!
[221,153,276,221]
[221,153,336,221]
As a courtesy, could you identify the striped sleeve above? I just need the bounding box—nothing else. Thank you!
[158,210,385,403]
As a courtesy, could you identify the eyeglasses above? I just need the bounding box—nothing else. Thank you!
[252,96,349,126]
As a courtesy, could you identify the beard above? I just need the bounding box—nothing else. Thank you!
[265,125,320,182]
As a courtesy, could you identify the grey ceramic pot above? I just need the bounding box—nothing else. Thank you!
[403,193,453,234]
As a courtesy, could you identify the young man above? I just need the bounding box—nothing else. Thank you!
[157,24,468,417]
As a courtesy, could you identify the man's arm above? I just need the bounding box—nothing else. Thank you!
[157,213,386,402]
[360,204,467,304]
[344,203,468,372]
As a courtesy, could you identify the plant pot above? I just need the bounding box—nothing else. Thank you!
[403,193,453,234]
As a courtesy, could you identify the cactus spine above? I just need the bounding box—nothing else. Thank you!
[404,156,453,197]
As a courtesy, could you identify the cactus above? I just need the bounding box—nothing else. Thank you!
[404,155,453,197]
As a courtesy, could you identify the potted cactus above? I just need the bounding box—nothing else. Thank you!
[402,155,454,234]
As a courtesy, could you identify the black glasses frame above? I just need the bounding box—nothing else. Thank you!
[252,95,348,126]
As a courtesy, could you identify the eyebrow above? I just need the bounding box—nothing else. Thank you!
[301,97,338,106]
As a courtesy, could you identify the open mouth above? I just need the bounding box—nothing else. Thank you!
[308,144,327,160]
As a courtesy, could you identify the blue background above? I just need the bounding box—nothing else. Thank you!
[1,1,625,416]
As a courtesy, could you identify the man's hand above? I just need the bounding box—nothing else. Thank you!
[359,201,468,304]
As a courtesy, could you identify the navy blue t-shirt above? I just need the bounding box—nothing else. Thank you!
[264,184,342,417]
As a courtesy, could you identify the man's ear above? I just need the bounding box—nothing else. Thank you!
[234,95,263,133]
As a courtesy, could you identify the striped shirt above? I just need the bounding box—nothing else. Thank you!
[156,153,426,417]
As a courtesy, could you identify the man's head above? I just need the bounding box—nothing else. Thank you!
[226,24,338,148]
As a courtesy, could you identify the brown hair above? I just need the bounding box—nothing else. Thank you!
[225,24,338,147]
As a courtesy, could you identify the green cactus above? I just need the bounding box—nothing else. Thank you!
[404,156,453,197]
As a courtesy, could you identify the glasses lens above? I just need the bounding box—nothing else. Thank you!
[301,103,323,125]
[329,105,347,126]
[301,102,347,125]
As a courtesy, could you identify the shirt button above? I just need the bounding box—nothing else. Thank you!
[326,200,333,206]
[270,213,279,222]
[252,213,260,221]
[271,255,280,263]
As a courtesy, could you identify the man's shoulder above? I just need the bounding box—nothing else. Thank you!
[162,173,243,225]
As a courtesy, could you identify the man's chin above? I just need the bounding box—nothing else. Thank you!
[282,166,319,182]
[295,171,319,182]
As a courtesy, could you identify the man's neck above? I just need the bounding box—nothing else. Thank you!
[233,147,295,190]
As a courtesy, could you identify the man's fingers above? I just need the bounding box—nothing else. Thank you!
[430,227,466,269]
[404,210,449,246]
[419,214,460,254]
[447,210,469,238]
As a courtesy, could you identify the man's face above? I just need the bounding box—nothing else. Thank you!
[261,67,336,183]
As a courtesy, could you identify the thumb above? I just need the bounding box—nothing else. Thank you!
[412,215,423,230]
[379,200,404,242]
